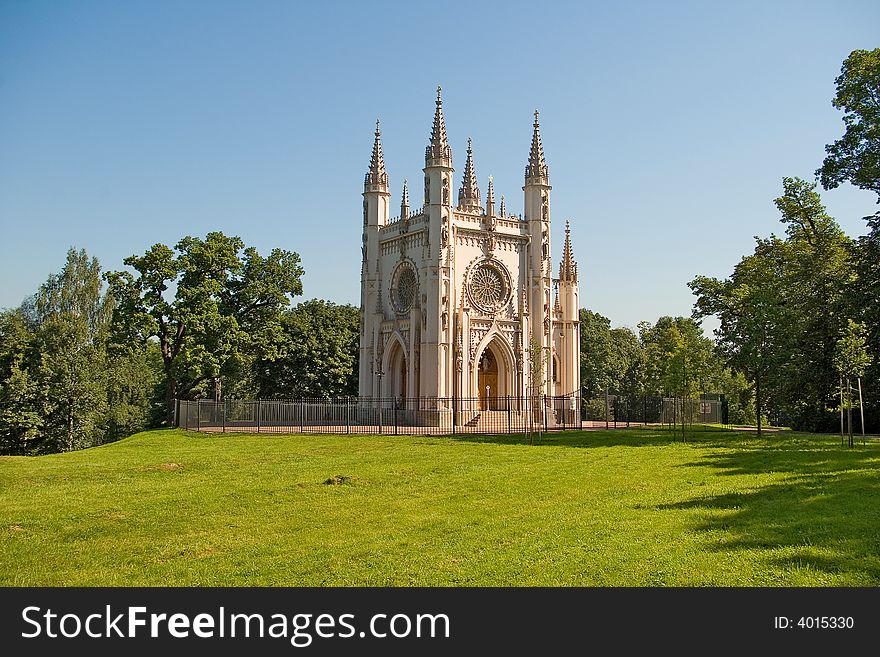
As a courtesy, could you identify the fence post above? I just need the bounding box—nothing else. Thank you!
[222,400,226,433]
[543,394,548,434]
[507,395,511,434]
[300,400,305,434]
[394,403,398,436]
[196,399,202,432]
[378,401,383,435]
[255,400,261,433]
[346,397,351,435]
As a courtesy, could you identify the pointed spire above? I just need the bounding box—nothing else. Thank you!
[525,109,549,184]
[425,85,452,165]
[559,220,577,282]
[458,137,481,210]
[400,178,409,217]
[485,175,495,217]
[500,194,506,217]
[364,119,389,191]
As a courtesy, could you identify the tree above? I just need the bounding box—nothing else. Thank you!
[34,315,108,451]
[105,232,304,424]
[690,241,788,436]
[639,317,716,398]
[254,300,359,399]
[528,336,545,396]
[817,48,880,201]
[0,310,42,454]
[691,179,854,432]
[579,309,613,399]
[834,319,873,446]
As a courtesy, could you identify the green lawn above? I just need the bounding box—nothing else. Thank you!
[1,427,879,586]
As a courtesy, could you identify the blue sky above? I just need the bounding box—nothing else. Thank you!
[1,0,877,332]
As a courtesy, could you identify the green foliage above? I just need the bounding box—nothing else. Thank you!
[834,319,872,380]
[817,48,880,199]
[638,316,717,397]
[0,250,163,455]
[527,336,545,395]
[106,232,304,423]
[3,428,880,586]
[692,178,855,432]
[579,309,644,397]
[255,299,359,399]
[0,310,43,454]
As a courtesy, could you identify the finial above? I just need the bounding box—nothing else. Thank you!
[485,175,495,217]
[534,109,540,124]
[401,178,409,217]
[500,194,506,217]
[457,136,481,210]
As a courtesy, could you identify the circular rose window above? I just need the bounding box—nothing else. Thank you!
[392,265,418,313]
[468,262,510,312]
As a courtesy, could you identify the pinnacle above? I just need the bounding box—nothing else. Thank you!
[559,220,577,282]
[458,137,481,210]
[400,178,409,216]
[525,109,549,182]
[426,86,452,163]
[365,119,388,190]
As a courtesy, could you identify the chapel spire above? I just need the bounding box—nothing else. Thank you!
[559,220,578,282]
[485,175,495,216]
[364,119,388,191]
[400,178,409,217]
[525,109,549,184]
[458,138,481,211]
[425,86,452,165]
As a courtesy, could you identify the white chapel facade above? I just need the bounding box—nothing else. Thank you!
[358,88,580,407]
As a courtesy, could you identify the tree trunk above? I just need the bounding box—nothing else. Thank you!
[66,398,74,451]
[165,376,177,427]
[755,373,762,437]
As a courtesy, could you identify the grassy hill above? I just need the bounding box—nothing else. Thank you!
[1,427,879,586]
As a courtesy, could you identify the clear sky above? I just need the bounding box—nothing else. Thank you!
[1,0,878,333]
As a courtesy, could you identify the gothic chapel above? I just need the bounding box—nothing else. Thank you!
[358,88,580,412]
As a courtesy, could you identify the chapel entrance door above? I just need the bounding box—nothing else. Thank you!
[477,348,498,410]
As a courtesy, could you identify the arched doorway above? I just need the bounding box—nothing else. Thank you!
[478,348,498,410]
[385,339,408,404]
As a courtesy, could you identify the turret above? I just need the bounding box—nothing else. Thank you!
[363,119,390,228]
[523,110,553,392]
[359,119,391,397]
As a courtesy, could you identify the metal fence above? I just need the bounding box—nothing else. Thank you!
[176,395,584,436]
[583,393,727,427]
[175,393,727,436]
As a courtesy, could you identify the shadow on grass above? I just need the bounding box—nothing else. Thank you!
[656,443,880,582]
[442,425,778,450]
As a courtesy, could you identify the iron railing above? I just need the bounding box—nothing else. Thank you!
[176,395,584,436]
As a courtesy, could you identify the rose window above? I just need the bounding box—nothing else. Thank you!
[394,266,417,312]
[469,263,508,311]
